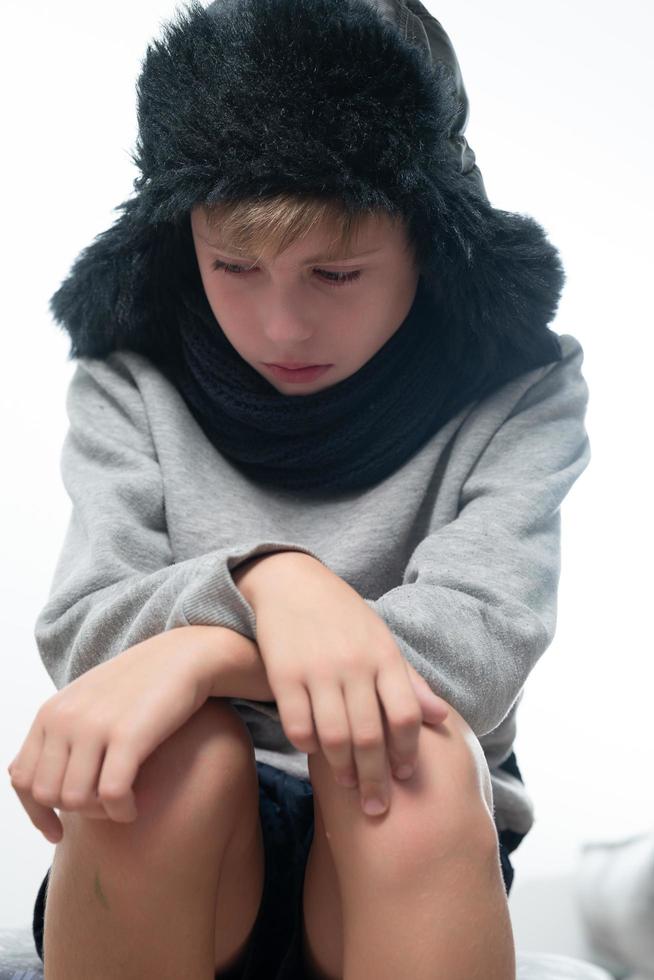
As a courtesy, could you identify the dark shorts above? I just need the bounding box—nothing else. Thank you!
[33,751,527,979]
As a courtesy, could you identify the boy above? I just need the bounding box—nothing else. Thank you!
[10,0,590,976]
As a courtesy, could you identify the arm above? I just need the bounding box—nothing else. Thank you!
[187,623,275,702]
[232,335,591,739]
[360,335,591,738]
[37,353,321,690]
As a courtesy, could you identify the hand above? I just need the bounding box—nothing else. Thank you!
[7,629,211,844]
[403,658,450,730]
[236,553,449,816]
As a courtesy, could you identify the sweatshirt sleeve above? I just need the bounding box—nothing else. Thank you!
[363,334,591,738]
[34,354,322,691]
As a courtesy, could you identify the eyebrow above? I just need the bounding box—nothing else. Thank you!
[204,239,384,265]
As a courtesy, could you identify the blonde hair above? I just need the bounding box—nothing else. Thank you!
[199,193,417,267]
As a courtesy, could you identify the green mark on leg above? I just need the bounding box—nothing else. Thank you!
[94,870,110,910]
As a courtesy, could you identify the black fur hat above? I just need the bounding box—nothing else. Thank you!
[49,0,564,374]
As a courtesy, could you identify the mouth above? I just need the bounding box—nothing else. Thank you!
[267,362,327,369]
[264,363,333,382]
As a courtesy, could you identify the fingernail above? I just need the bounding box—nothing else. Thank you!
[396,764,414,780]
[363,797,387,815]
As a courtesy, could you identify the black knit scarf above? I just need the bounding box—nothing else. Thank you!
[165,273,553,494]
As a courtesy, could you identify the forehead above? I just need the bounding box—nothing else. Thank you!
[189,204,405,258]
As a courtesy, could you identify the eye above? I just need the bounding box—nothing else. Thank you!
[319,269,361,286]
[211,259,361,287]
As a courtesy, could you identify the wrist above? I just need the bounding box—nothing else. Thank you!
[232,550,318,606]
[179,625,236,700]
[190,624,275,702]
[231,554,273,602]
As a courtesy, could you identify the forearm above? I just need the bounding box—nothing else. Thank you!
[172,624,275,702]
[209,551,321,700]
[232,550,320,606]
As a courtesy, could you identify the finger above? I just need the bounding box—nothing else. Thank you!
[95,738,140,823]
[344,675,391,816]
[274,680,320,754]
[15,726,67,842]
[7,712,47,792]
[413,675,449,724]
[307,682,357,788]
[9,763,65,843]
[31,732,71,811]
[376,664,423,780]
[8,713,66,841]
[60,737,111,816]
[377,664,423,779]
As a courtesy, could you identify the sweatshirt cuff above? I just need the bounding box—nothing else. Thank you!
[181,541,324,639]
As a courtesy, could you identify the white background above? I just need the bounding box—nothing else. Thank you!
[2,0,652,960]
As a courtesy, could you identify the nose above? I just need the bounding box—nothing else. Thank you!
[261,294,315,347]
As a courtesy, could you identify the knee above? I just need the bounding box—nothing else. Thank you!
[59,699,256,845]
[135,698,255,812]
[311,703,498,882]
[410,704,498,854]
[397,730,496,875]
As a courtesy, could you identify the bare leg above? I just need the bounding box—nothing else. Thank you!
[42,701,260,980]
[340,835,515,980]
[304,709,517,980]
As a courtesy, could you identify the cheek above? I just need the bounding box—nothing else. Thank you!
[205,293,259,358]
[200,272,239,324]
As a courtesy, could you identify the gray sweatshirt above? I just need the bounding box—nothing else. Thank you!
[34,332,591,836]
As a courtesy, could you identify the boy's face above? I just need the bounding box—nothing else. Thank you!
[189,205,421,395]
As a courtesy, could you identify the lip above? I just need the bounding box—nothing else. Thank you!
[267,362,325,369]
[264,363,333,383]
